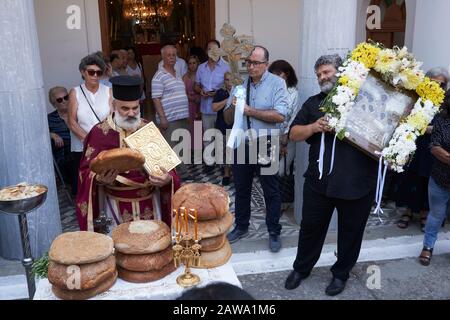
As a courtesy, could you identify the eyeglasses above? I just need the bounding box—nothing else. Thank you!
[56,95,69,103]
[245,60,268,67]
[86,69,103,77]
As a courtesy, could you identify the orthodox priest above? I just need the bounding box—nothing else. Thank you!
[75,75,181,232]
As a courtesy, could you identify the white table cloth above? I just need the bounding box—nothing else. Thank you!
[34,262,241,300]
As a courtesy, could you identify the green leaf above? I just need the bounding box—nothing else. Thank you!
[337,130,347,140]
[32,253,49,279]
[385,0,393,7]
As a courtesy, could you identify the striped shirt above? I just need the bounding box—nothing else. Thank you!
[152,68,189,122]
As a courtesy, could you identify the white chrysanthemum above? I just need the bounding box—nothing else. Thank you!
[397,47,408,59]
[332,86,354,106]
[328,117,339,128]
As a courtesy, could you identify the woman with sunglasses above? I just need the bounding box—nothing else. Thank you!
[48,86,77,195]
[68,54,113,196]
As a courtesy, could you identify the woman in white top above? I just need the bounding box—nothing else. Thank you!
[68,53,113,182]
[126,47,144,78]
[268,60,300,178]
[126,47,146,110]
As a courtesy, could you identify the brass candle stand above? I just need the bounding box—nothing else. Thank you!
[172,207,202,288]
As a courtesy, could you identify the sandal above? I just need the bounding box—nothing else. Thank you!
[419,247,433,266]
[397,212,413,229]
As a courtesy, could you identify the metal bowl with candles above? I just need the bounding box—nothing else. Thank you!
[0,183,48,215]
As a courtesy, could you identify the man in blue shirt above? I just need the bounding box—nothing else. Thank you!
[224,46,288,252]
[195,40,230,171]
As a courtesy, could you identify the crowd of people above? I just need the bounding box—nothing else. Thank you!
[46,40,450,297]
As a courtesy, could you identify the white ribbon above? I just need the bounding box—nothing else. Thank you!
[328,133,338,175]
[317,132,325,180]
[152,188,162,221]
[227,86,246,149]
[373,156,388,222]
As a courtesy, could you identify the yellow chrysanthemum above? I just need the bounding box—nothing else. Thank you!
[374,49,399,74]
[351,43,380,69]
[339,75,349,86]
[347,79,361,96]
[416,77,446,106]
[406,113,429,134]
[400,69,424,90]
[338,75,361,95]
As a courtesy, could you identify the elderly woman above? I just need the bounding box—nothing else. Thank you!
[68,53,113,194]
[48,86,76,194]
[419,89,450,266]
[396,67,449,231]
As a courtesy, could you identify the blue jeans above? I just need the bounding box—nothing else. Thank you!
[423,178,450,249]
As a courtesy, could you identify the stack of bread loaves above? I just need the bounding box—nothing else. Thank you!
[173,183,234,269]
[112,220,176,283]
[48,232,117,300]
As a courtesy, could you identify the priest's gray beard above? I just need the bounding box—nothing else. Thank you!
[320,76,338,94]
[115,112,141,132]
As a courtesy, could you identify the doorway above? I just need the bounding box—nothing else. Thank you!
[366,0,406,48]
[98,0,215,57]
[98,0,216,119]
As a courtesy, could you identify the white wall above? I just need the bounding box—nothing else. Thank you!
[408,0,450,72]
[34,0,102,112]
[215,0,301,74]
[355,0,370,44]
[404,0,417,50]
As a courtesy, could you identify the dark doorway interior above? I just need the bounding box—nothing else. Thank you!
[98,0,215,120]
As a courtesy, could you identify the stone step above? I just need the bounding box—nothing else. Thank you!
[0,275,28,300]
[230,231,450,276]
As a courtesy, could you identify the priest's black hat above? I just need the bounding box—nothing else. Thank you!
[110,75,143,101]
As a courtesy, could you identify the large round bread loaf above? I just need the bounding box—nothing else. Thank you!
[117,260,176,283]
[90,148,145,174]
[48,255,116,291]
[172,183,229,221]
[52,271,117,300]
[200,234,226,252]
[115,246,173,272]
[49,232,114,265]
[112,220,172,254]
[188,212,233,239]
[194,240,232,269]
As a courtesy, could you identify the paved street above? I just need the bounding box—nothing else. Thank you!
[239,254,450,300]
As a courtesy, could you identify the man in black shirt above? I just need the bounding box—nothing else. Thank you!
[284,55,378,296]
